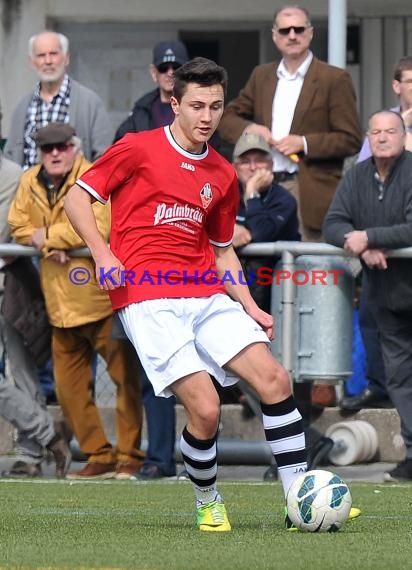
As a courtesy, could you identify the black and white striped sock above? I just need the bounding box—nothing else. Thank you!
[180,426,220,506]
[261,395,307,497]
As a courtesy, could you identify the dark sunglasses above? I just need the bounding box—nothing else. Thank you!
[156,62,181,73]
[40,142,74,154]
[276,26,309,36]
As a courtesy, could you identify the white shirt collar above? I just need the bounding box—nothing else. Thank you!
[277,51,313,80]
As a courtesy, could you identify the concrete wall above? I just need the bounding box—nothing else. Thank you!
[2,0,412,136]
[0,1,46,134]
[0,405,404,463]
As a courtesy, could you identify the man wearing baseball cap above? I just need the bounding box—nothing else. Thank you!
[232,132,300,311]
[114,40,189,141]
[113,40,190,481]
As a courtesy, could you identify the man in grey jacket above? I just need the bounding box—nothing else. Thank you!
[324,109,412,482]
[4,30,113,169]
[0,104,71,477]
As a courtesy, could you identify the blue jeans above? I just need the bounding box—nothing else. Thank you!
[141,369,176,476]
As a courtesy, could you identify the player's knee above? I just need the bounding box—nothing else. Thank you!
[259,365,291,402]
[191,401,220,437]
[276,366,292,393]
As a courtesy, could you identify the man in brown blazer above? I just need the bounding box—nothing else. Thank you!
[219,4,362,241]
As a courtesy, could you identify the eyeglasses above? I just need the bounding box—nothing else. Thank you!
[156,62,180,73]
[40,142,74,153]
[275,26,310,36]
[235,156,271,167]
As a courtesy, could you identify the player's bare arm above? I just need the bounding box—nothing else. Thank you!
[64,183,124,290]
[213,244,274,340]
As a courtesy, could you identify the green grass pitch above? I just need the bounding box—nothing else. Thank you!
[0,478,410,569]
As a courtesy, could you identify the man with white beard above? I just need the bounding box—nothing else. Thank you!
[4,30,113,169]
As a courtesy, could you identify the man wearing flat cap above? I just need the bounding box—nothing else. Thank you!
[8,122,145,480]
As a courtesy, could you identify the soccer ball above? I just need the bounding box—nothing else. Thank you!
[286,469,352,532]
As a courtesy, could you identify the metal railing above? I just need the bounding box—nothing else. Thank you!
[2,242,410,465]
[2,241,412,403]
[240,241,412,380]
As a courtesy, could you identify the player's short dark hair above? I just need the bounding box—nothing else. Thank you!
[393,56,412,82]
[173,57,228,101]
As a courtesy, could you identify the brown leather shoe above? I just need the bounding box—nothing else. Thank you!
[66,462,116,480]
[311,384,336,407]
[115,462,141,480]
[2,461,42,477]
[46,434,72,477]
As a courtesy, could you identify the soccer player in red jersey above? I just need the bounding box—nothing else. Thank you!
[64,57,307,532]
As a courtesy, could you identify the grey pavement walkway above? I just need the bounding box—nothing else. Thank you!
[0,454,396,483]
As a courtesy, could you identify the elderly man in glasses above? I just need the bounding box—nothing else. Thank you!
[8,122,145,480]
[219,4,362,242]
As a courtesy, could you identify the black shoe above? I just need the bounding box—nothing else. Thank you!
[239,395,256,420]
[46,392,59,405]
[263,465,278,481]
[307,436,334,470]
[2,461,42,477]
[176,468,190,481]
[340,388,392,411]
[384,459,412,482]
[138,464,175,480]
[46,434,72,477]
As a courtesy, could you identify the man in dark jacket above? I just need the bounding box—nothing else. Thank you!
[324,109,412,482]
[114,40,189,141]
[114,40,227,157]
[113,41,190,480]
[232,132,300,312]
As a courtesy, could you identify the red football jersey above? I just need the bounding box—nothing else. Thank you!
[77,127,239,309]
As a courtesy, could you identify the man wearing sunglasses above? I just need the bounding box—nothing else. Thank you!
[114,41,189,142]
[219,4,362,242]
[8,122,145,481]
[219,3,362,433]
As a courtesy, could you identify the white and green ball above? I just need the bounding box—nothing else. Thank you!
[286,469,352,532]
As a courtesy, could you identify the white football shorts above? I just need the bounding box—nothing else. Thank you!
[118,293,269,397]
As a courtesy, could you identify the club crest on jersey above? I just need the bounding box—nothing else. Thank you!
[200,183,213,209]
